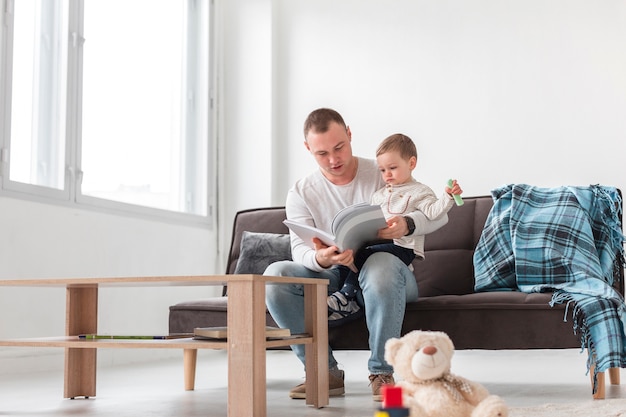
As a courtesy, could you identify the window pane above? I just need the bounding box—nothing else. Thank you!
[80,0,209,215]
[9,0,68,190]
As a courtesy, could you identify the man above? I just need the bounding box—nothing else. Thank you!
[264,108,447,401]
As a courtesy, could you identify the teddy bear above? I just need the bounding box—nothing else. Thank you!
[384,330,508,417]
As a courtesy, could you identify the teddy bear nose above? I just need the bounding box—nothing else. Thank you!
[422,345,437,355]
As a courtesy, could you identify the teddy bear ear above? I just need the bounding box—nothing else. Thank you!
[384,337,403,366]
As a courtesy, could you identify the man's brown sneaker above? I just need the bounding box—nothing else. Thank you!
[289,369,345,399]
[369,373,395,401]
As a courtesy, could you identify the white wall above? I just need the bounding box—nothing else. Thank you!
[222,0,626,217]
[278,0,626,198]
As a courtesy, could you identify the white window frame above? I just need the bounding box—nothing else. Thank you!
[0,0,215,227]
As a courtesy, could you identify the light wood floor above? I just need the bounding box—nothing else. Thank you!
[0,349,624,416]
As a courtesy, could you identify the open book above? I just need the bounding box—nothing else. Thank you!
[283,203,387,252]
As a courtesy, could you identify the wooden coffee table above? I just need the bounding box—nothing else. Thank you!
[0,274,329,417]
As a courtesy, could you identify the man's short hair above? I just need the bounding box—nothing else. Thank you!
[303,108,347,139]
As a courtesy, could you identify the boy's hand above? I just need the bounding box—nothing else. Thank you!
[446,179,463,196]
[377,216,409,240]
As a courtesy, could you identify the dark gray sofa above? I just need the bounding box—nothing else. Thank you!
[169,195,624,397]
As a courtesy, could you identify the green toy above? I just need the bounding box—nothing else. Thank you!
[447,179,464,206]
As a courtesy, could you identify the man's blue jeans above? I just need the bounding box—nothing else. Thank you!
[264,252,418,374]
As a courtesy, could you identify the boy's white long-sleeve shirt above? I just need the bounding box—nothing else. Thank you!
[372,179,455,258]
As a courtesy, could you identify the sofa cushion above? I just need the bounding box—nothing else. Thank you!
[226,207,290,274]
[233,231,291,274]
[413,249,475,297]
[326,292,581,350]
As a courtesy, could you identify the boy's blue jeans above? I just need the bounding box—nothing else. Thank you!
[264,252,419,374]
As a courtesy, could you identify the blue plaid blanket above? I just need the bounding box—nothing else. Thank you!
[474,184,626,392]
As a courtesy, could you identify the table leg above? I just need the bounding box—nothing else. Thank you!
[227,279,267,417]
[64,285,98,399]
[304,281,329,408]
[183,349,198,390]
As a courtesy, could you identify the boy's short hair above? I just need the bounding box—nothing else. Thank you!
[303,108,347,138]
[376,133,417,160]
